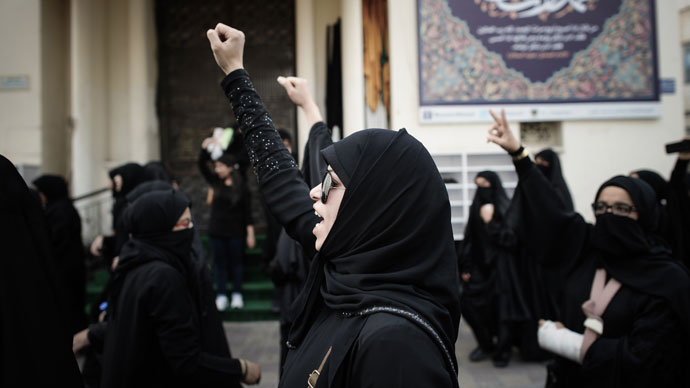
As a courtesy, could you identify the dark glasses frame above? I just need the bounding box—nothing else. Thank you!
[321,171,344,204]
[591,201,636,216]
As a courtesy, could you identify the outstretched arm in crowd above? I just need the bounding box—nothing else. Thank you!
[207,24,318,258]
[486,109,588,270]
[277,75,333,187]
[277,76,323,128]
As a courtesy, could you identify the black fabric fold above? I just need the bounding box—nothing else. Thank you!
[287,128,461,375]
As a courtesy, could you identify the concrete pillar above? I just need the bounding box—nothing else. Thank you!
[295,0,317,160]
[341,0,365,135]
[128,0,159,162]
[40,0,71,178]
[70,0,109,196]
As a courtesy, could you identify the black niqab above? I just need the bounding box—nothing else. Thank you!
[291,128,461,377]
[471,171,510,220]
[463,171,512,272]
[110,190,192,318]
[593,176,690,337]
[535,149,574,210]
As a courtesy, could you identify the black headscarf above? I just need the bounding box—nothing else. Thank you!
[471,171,510,220]
[462,171,511,272]
[0,154,83,386]
[109,163,148,230]
[33,175,70,204]
[126,181,174,204]
[592,176,690,337]
[144,161,173,183]
[290,128,461,378]
[535,149,574,211]
[632,169,668,205]
[109,163,148,198]
[109,190,193,318]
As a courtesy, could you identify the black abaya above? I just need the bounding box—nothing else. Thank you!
[271,120,332,370]
[221,69,461,387]
[101,190,243,388]
[535,149,574,211]
[667,159,690,268]
[511,156,690,387]
[459,171,528,358]
[0,155,83,387]
[33,175,87,336]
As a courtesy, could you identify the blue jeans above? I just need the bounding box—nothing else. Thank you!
[210,236,244,296]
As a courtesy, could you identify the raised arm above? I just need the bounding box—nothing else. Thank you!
[277,76,323,129]
[487,109,588,267]
[277,75,333,186]
[207,24,318,257]
[198,145,220,186]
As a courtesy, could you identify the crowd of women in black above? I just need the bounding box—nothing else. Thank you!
[2,21,690,388]
[459,108,690,386]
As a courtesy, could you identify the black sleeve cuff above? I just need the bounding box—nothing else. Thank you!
[513,155,534,178]
[220,68,249,91]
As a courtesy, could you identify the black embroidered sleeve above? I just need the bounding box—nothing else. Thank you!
[220,69,317,258]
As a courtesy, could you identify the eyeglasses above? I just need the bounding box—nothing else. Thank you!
[321,171,345,204]
[591,201,636,216]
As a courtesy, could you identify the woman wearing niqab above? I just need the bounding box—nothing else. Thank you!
[207,24,461,387]
[459,171,528,366]
[0,154,83,387]
[535,149,574,211]
[488,111,690,387]
[33,174,87,336]
[101,190,252,388]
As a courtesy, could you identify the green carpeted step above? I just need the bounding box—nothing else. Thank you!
[85,231,279,322]
[219,280,274,300]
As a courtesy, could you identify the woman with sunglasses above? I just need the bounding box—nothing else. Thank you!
[207,24,461,387]
[487,109,690,387]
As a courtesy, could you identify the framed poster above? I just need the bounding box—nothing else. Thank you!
[418,0,660,123]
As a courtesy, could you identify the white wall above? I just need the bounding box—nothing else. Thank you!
[40,0,71,178]
[388,0,685,221]
[0,0,42,167]
[70,0,159,196]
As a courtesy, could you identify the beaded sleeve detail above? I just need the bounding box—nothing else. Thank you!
[221,69,298,183]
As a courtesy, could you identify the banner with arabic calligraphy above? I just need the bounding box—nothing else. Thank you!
[418,0,660,123]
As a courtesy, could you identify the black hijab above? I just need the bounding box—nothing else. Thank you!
[109,163,148,230]
[0,155,83,386]
[535,149,574,210]
[463,171,511,271]
[592,176,690,337]
[632,169,668,205]
[126,181,174,204]
[109,163,148,197]
[470,171,510,220]
[33,174,70,205]
[109,190,193,318]
[144,161,173,183]
[290,128,461,379]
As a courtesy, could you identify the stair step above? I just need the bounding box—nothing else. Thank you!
[218,299,280,321]
[217,280,274,300]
